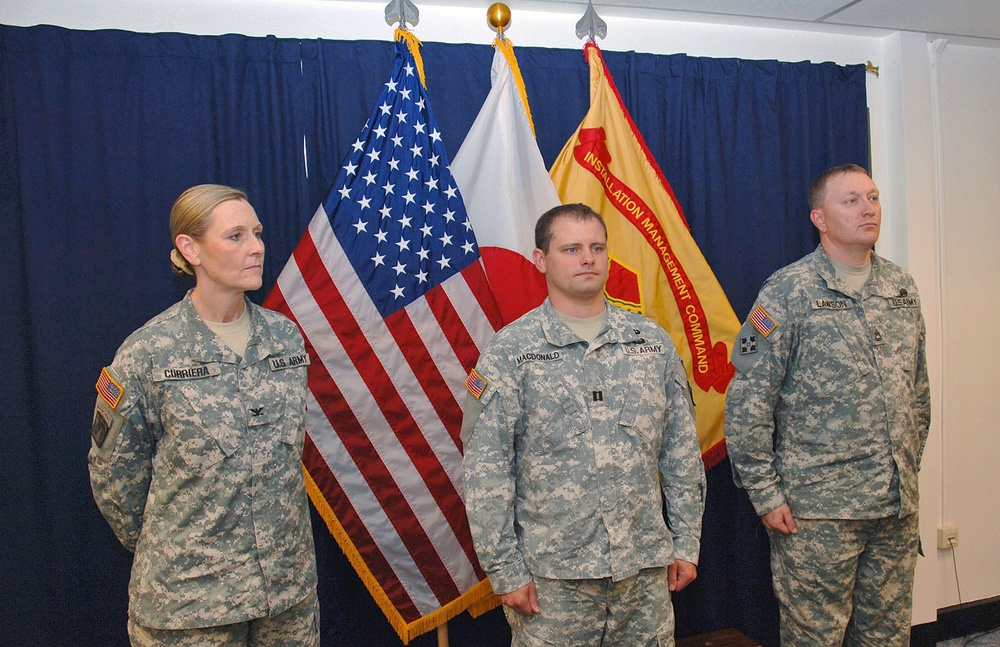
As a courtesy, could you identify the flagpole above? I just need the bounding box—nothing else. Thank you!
[435,8,520,647]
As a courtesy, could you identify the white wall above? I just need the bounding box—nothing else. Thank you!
[933,42,1000,607]
[4,0,999,628]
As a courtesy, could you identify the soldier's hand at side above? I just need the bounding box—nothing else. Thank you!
[668,559,697,592]
[761,504,798,534]
[500,580,541,616]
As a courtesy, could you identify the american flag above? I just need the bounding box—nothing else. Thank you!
[96,367,123,408]
[748,304,777,337]
[264,33,502,641]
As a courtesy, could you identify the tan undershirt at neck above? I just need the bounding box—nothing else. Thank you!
[556,308,607,345]
[829,256,872,294]
[203,306,251,358]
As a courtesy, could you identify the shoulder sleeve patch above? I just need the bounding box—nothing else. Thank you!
[466,368,487,400]
[96,366,124,409]
[732,320,774,374]
[748,305,778,337]
[91,398,124,454]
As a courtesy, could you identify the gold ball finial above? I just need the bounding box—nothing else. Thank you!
[487,3,511,34]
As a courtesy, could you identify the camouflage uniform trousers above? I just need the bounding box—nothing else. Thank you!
[769,514,919,646]
[127,589,320,647]
[505,567,675,646]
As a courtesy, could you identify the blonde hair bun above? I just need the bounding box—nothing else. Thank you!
[170,248,195,276]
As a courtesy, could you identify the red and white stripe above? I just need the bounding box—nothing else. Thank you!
[266,204,501,621]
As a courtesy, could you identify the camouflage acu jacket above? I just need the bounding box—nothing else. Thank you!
[88,292,317,629]
[726,247,930,520]
[462,299,706,595]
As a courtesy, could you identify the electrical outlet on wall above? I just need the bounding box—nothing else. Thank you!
[937,523,958,549]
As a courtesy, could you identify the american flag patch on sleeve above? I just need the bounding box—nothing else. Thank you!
[748,305,778,337]
[466,368,487,400]
[96,367,123,409]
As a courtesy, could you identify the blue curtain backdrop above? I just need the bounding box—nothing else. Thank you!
[0,23,869,646]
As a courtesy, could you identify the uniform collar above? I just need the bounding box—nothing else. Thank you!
[812,245,908,300]
[178,290,275,363]
[538,298,644,347]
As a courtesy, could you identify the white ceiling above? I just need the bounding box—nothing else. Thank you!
[521,0,1000,44]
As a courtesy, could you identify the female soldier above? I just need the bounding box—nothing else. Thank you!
[88,184,319,646]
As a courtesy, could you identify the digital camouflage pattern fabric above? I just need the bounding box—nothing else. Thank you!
[769,516,919,646]
[462,299,706,597]
[726,247,929,520]
[726,246,929,646]
[126,590,320,647]
[503,568,675,647]
[89,292,318,631]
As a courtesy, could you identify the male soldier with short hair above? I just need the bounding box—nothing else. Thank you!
[462,203,706,646]
[726,164,930,646]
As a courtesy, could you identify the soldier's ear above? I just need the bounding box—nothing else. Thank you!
[810,208,827,234]
[175,234,201,267]
[532,248,547,274]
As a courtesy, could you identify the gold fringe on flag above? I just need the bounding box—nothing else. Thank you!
[395,28,427,89]
[493,36,536,137]
[301,465,498,643]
